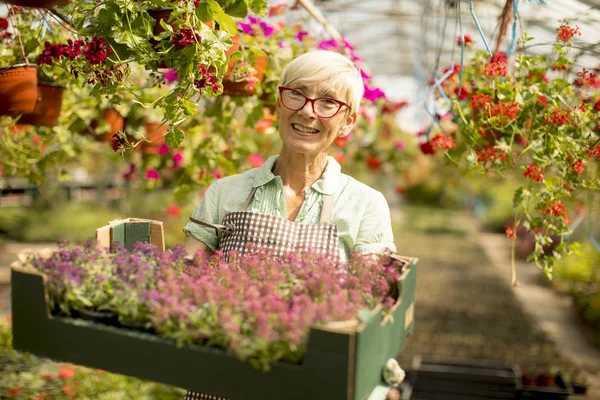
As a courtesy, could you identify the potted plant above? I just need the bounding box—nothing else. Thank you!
[431,22,600,281]
[39,0,268,149]
[0,8,40,116]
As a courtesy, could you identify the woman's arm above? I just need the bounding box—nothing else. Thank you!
[185,235,214,257]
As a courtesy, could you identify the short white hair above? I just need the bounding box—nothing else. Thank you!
[278,50,364,115]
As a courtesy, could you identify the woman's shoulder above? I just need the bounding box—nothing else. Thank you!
[208,168,259,194]
[339,173,385,199]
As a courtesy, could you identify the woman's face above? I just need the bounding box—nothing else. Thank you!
[276,81,357,157]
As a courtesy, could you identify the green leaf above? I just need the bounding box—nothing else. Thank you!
[180,99,197,116]
[245,103,264,128]
[209,0,238,35]
[195,0,214,22]
[166,127,185,148]
[224,0,249,18]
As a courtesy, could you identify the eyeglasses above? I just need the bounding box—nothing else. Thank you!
[278,86,349,119]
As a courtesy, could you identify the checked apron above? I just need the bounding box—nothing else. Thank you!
[184,187,339,400]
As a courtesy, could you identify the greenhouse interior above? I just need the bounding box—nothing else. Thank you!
[1,0,599,398]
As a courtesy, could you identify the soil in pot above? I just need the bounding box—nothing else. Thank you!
[19,82,64,127]
[0,65,38,116]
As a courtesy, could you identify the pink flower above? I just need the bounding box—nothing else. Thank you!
[210,169,222,180]
[238,22,254,35]
[247,153,265,168]
[158,143,170,156]
[395,141,405,150]
[145,169,160,180]
[164,69,178,83]
[295,31,309,42]
[363,84,387,103]
[173,152,183,169]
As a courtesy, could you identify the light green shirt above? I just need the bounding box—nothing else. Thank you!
[183,155,396,263]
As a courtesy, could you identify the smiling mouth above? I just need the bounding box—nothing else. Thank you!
[292,123,320,134]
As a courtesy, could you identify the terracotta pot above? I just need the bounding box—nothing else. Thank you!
[537,372,556,387]
[0,64,38,116]
[90,109,124,142]
[19,82,64,127]
[223,54,268,96]
[3,0,71,7]
[147,8,173,36]
[521,373,538,388]
[141,120,167,154]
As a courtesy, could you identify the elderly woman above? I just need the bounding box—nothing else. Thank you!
[183,50,395,264]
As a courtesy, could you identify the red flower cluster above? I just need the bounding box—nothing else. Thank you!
[171,27,202,50]
[431,134,456,150]
[594,99,600,112]
[471,93,492,110]
[543,108,572,126]
[86,63,128,86]
[587,145,600,159]
[456,34,472,46]
[476,146,506,163]
[576,69,600,89]
[454,85,470,101]
[419,141,435,155]
[366,155,382,171]
[524,163,545,182]
[490,101,520,123]
[82,36,112,65]
[542,200,569,223]
[505,225,516,239]
[194,64,219,93]
[0,17,10,39]
[557,24,581,43]
[37,39,84,65]
[483,61,508,77]
[572,160,585,174]
[537,95,549,107]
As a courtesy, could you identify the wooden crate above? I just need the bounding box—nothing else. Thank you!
[11,221,417,400]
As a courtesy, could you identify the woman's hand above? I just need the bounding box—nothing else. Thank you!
[185,235,214,258]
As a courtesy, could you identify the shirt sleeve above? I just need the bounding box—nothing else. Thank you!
[182,180,222,251]
[353,191,397,255]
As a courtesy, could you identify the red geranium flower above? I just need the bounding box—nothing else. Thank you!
[505,225,516,239]
[456,34,472,46]
[524,163,545,182]
[0,18,9,30]
[366,155,382,171]
[419,141,435,155]
[557,24,581,43]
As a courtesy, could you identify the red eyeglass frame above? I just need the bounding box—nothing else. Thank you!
[278,86,350,119]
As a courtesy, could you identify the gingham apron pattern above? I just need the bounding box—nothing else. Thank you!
[184,188,339,400]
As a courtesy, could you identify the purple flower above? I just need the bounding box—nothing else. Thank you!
[164,69,178,83]
[295,31,308,42]
[317,39,339,51]
[363,83,387,102]
[237,22,254,35]
[158,143,170,156]
[261,22,274,37]
[145,168,160,180]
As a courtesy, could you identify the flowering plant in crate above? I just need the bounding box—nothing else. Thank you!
[430,21,600,282]
[21,240,406,371]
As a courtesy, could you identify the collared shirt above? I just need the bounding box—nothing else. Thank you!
[183,155,396,263]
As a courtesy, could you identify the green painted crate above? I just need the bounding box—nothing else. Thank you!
[11,221,418,400]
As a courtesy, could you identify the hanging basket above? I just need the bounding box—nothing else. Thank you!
[141,120,167,154]
[223,54,268,97]
[89,108,125,142]
[18,82,65,127]
[3,0,71,7]
[0,64,38,116]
